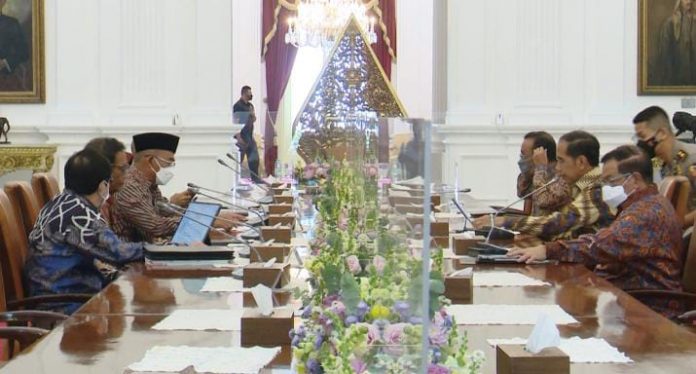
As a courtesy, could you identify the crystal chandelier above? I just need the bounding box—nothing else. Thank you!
[285,0,378,48]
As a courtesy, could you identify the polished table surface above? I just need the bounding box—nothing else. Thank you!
[2,260,696,373]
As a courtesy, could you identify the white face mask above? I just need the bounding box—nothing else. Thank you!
[152,158,175,186]
[98,181,110,208]
[601,175,633,210]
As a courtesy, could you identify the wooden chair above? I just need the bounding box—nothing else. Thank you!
[30,173,59,209]
[3,182,40,251]
[0,190,91,310]
[659,176,691,226]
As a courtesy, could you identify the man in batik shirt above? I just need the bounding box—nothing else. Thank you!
[25,149,144,314]
[516,131,573,215]
[476,131,614,241]
[509,145,684,318]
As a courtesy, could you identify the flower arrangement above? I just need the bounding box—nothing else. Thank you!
[296,161,332,186]
[293,161,484,373]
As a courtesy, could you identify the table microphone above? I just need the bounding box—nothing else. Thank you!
[226,153,271,185]
[186,184,267,225]
[155,201,264,261]
[217,159,271,193]
[157,201,265,243]
[187,182,265,207]
[484,177,559,243]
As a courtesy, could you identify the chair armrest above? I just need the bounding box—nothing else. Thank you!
[0,310,68,328]
[677,310,696,323]
[0,326,49,354]
[7,294,94,310]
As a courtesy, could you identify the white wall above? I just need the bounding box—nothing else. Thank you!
[442,0,696,205]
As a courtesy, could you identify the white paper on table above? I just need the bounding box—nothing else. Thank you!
[473,272,551,287]
[200,277,246,293]
[389,190,411,197]
[152,309,242,331]
[446,305,578,325]
[127,345,281,373]
[486,337,633,363]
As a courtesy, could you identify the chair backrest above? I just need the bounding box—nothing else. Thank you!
[659,176,690,226]
[683,223,696,294]
[31,173,60,208]
[0,190,29,302]
[4,182,40,248]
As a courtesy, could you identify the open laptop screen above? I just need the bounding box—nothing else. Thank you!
[171,201,222,245]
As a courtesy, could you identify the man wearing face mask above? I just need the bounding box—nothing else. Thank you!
[634,106,696,227]
[475,130,614,241]
[233,86,264,183]
[110,132,195,243]
[24,149,144,314]
[516,131,573,215]
[509,145,683,318]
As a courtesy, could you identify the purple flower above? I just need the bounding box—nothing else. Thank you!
[364,323,381,344]
[314,335,324,350]
[427,364,450,374]
[392,301,411,322]
[356,301,369,319]
[409,316,423,325]
[372,255,386,275]
[345,315,358,326]
[384,323,408,355]
[351,358,368,373]
[301,306,312,319]
[307,358,323,374]
[330,301,346,316]
[346,255,361,274]
[322,294,340,307]
[303,164,317,180]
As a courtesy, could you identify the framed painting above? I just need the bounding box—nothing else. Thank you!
[639,0,696,95]
[0,0,44,103]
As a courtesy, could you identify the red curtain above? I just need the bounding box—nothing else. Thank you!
[370,0,396,79]
[261,0,396,175]
[262,0,298,176]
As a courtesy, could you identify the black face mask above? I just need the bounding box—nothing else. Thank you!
[248,94,253,101]
[636,136,657,159]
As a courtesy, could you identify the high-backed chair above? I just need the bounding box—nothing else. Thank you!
[659,176,691,226]
[30,173,59,209]
[3,182,40,248]
[0,190,91,310]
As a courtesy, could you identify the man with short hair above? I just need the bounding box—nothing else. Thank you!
[84,137,131,223]
[475,130,614,240]
[509,145,683,318]
[233,86,263,183]
[633,105,696,227]
[24,149,144,314]
[110,132,194,243]
[516,131,572,215]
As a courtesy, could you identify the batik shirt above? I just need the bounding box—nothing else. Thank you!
[505,167,614,241]
[25,190,144,314]
[517,162,573,216]
[110,168,181,243]
[545,185,683,318]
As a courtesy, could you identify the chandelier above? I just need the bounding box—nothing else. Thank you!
[285,0,378,48]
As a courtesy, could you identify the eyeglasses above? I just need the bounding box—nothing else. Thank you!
[154,156,176,168]
[600,173,632,186]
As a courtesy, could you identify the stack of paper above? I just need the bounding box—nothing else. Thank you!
[127,345,281,373]
[473,272,551,287]
[151,309,242,331]
[446,304,578,325]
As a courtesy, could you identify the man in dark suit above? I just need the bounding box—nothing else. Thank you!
[0,0,30,91]
[233,86,263,183]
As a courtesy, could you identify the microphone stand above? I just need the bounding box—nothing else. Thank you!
[159,201,265,243]
[218,158,271,194]
[186,187,267,225]
[187,183,267,206]
[484,177,558,243]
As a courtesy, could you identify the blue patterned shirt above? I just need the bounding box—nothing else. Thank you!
[25,190,144,313]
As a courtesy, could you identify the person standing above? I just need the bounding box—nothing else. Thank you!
[233,86,263,183]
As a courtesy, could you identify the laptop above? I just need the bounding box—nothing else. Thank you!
[170,201,222,245]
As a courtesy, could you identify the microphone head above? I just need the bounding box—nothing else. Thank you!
[226,153,237,161]
[217,159,227,167]
[187,182,200,189]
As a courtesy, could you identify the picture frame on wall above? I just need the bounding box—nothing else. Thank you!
[0,0,44,103]
[638,0,696,95]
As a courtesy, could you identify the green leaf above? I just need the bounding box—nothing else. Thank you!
[340,272,361,313]
[322,262,342,295]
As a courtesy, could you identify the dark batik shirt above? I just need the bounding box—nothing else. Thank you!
[546,185,683,318]
[25,190,144,314]
[110,168,181,243]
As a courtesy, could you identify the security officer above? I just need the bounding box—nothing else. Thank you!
[633,106,696,227]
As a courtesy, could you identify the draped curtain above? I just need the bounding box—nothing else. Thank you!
[262,0,396,175]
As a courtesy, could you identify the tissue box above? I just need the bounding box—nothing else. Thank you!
[250,244,290,263]
[267,214,295,227]
[496,345,569,374]
[241,307,294,347]
[453,238,482,255]
[274,195,294,204]
[444,273,473,303]
[261,226,292,243]
[269,204,293,215]
[431,222,449,236]
[243,290,292,307]
[243,263,291,288]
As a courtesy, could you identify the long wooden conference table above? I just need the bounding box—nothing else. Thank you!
[2,259,696,373]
